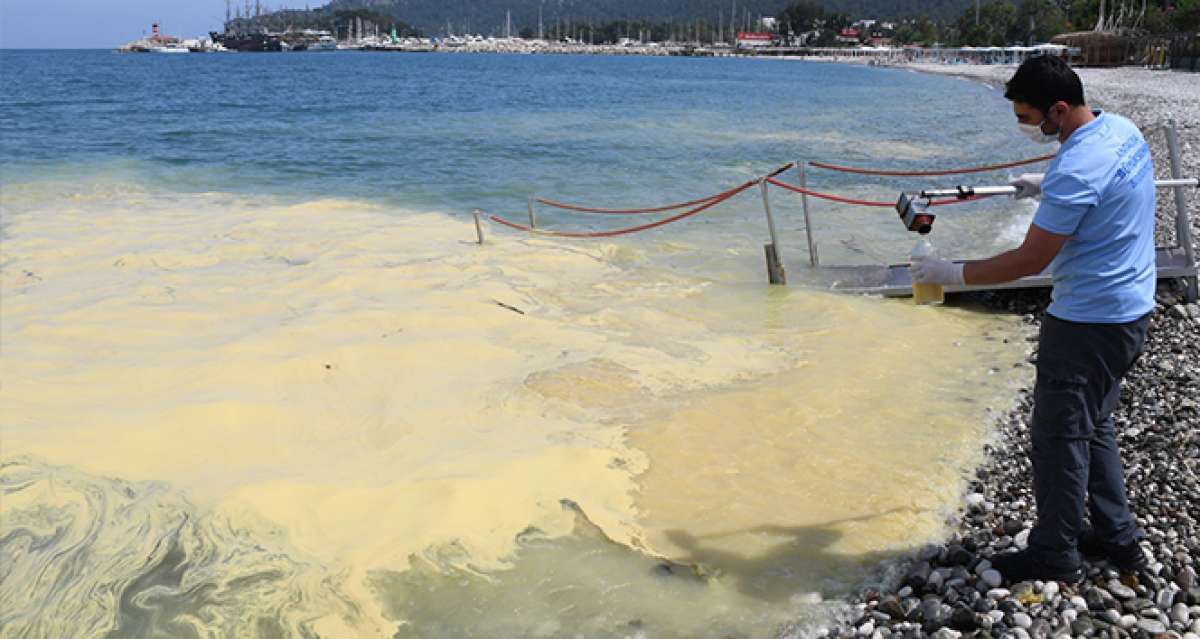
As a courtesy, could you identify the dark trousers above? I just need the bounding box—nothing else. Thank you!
[1027,312,1150,569]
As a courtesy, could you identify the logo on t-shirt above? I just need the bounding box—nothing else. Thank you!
[1113,134,1150,185]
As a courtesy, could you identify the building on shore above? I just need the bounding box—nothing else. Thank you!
[736,32,774,49]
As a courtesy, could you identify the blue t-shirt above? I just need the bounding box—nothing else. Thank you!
[1032,111,1156,324]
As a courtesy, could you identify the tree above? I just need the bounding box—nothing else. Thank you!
[777,0,825,32]
[1170,0,1200,31]
[956,0,1018,45]
[1066,0,1100,30]
[1008,0,1069,43]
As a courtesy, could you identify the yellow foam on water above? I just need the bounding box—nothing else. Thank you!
[0,178,1029,637]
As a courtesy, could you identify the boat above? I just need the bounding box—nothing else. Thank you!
[119,22,189,53]
[308,35,338,51]
[210,31,284,52]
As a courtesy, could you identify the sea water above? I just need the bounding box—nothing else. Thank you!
[1,51,1041,637]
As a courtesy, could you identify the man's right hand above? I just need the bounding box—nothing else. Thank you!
[1010,173,1045,200]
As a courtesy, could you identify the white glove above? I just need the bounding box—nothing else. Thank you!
[910,256,965,286]
[1010,173,1044,200]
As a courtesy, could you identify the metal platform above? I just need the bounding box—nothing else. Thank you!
[826,247,1199,297]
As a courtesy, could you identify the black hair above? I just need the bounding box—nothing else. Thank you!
[1003,55,1085,113]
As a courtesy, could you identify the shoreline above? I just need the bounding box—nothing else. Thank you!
[810,62,1200,639]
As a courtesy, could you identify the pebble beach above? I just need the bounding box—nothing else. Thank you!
[812,64,1200,639]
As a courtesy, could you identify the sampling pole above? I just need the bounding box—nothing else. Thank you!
[472,209,485,244]
[796,161,819,266]
[760,178,786,285]
[1165,118,1198,302]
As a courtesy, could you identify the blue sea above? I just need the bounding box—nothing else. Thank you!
[1,50,1042,259]
[0,50,1039,638]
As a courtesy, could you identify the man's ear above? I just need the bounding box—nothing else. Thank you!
[1050,101,1069,121]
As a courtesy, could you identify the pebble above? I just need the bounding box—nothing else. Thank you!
[944,546,972,566]
[904,562,931,591]
[1174,602,1192,625]
[981,569,1002,588]
[1119,614,1138,629]
[920,599,948,629]
[1014,528,1030,548]
[964,493,986,512]
[1071,616,1095,635]
[1106,579,1137,601]
[987,588,1011,601]
[1012,612,1033,628]
[879,596,906,620]
[1160,585,1182,610]
[1042,581,1059,600]
[1138,618,1168,634]
[949,604,976,630]
[1125,598,1155,614]
[1086,586,1114,611]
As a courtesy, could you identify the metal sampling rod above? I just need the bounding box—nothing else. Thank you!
[897,177,1200,235]
[919,178,1199,200]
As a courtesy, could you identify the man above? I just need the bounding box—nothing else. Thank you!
[910,54,1155,583]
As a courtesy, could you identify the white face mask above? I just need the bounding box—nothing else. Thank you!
[1018,122,1059,145]
[1018,113,1060,145]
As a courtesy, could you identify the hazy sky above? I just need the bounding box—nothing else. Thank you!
[0,0,315,49]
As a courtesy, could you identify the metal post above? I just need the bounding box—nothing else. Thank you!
[760,179,786,285]
[527,197,537,229]
[797,161,819,266]
[472,209,485,244]
[1165,119,1198,302]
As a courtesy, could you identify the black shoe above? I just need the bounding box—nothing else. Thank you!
[990,549,1084,584]
[1078,528,1149,573]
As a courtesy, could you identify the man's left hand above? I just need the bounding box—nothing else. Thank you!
[910,256,965,286]
[1010,173,1045,200]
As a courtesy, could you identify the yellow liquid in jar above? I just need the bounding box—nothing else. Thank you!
[913,282,945,305]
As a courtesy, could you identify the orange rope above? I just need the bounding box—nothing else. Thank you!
[535,193,722,215]
[488,181,755,238]
[764,178,892,207]
[808,153,1055,177]
[533,163,793,215]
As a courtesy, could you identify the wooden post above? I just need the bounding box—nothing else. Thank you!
[472,209,485,244]
[764,243,784,285]
[527,197,536,228]
[759,179,786,285]
[797,161,819,266]
[1165,119,1198,302]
